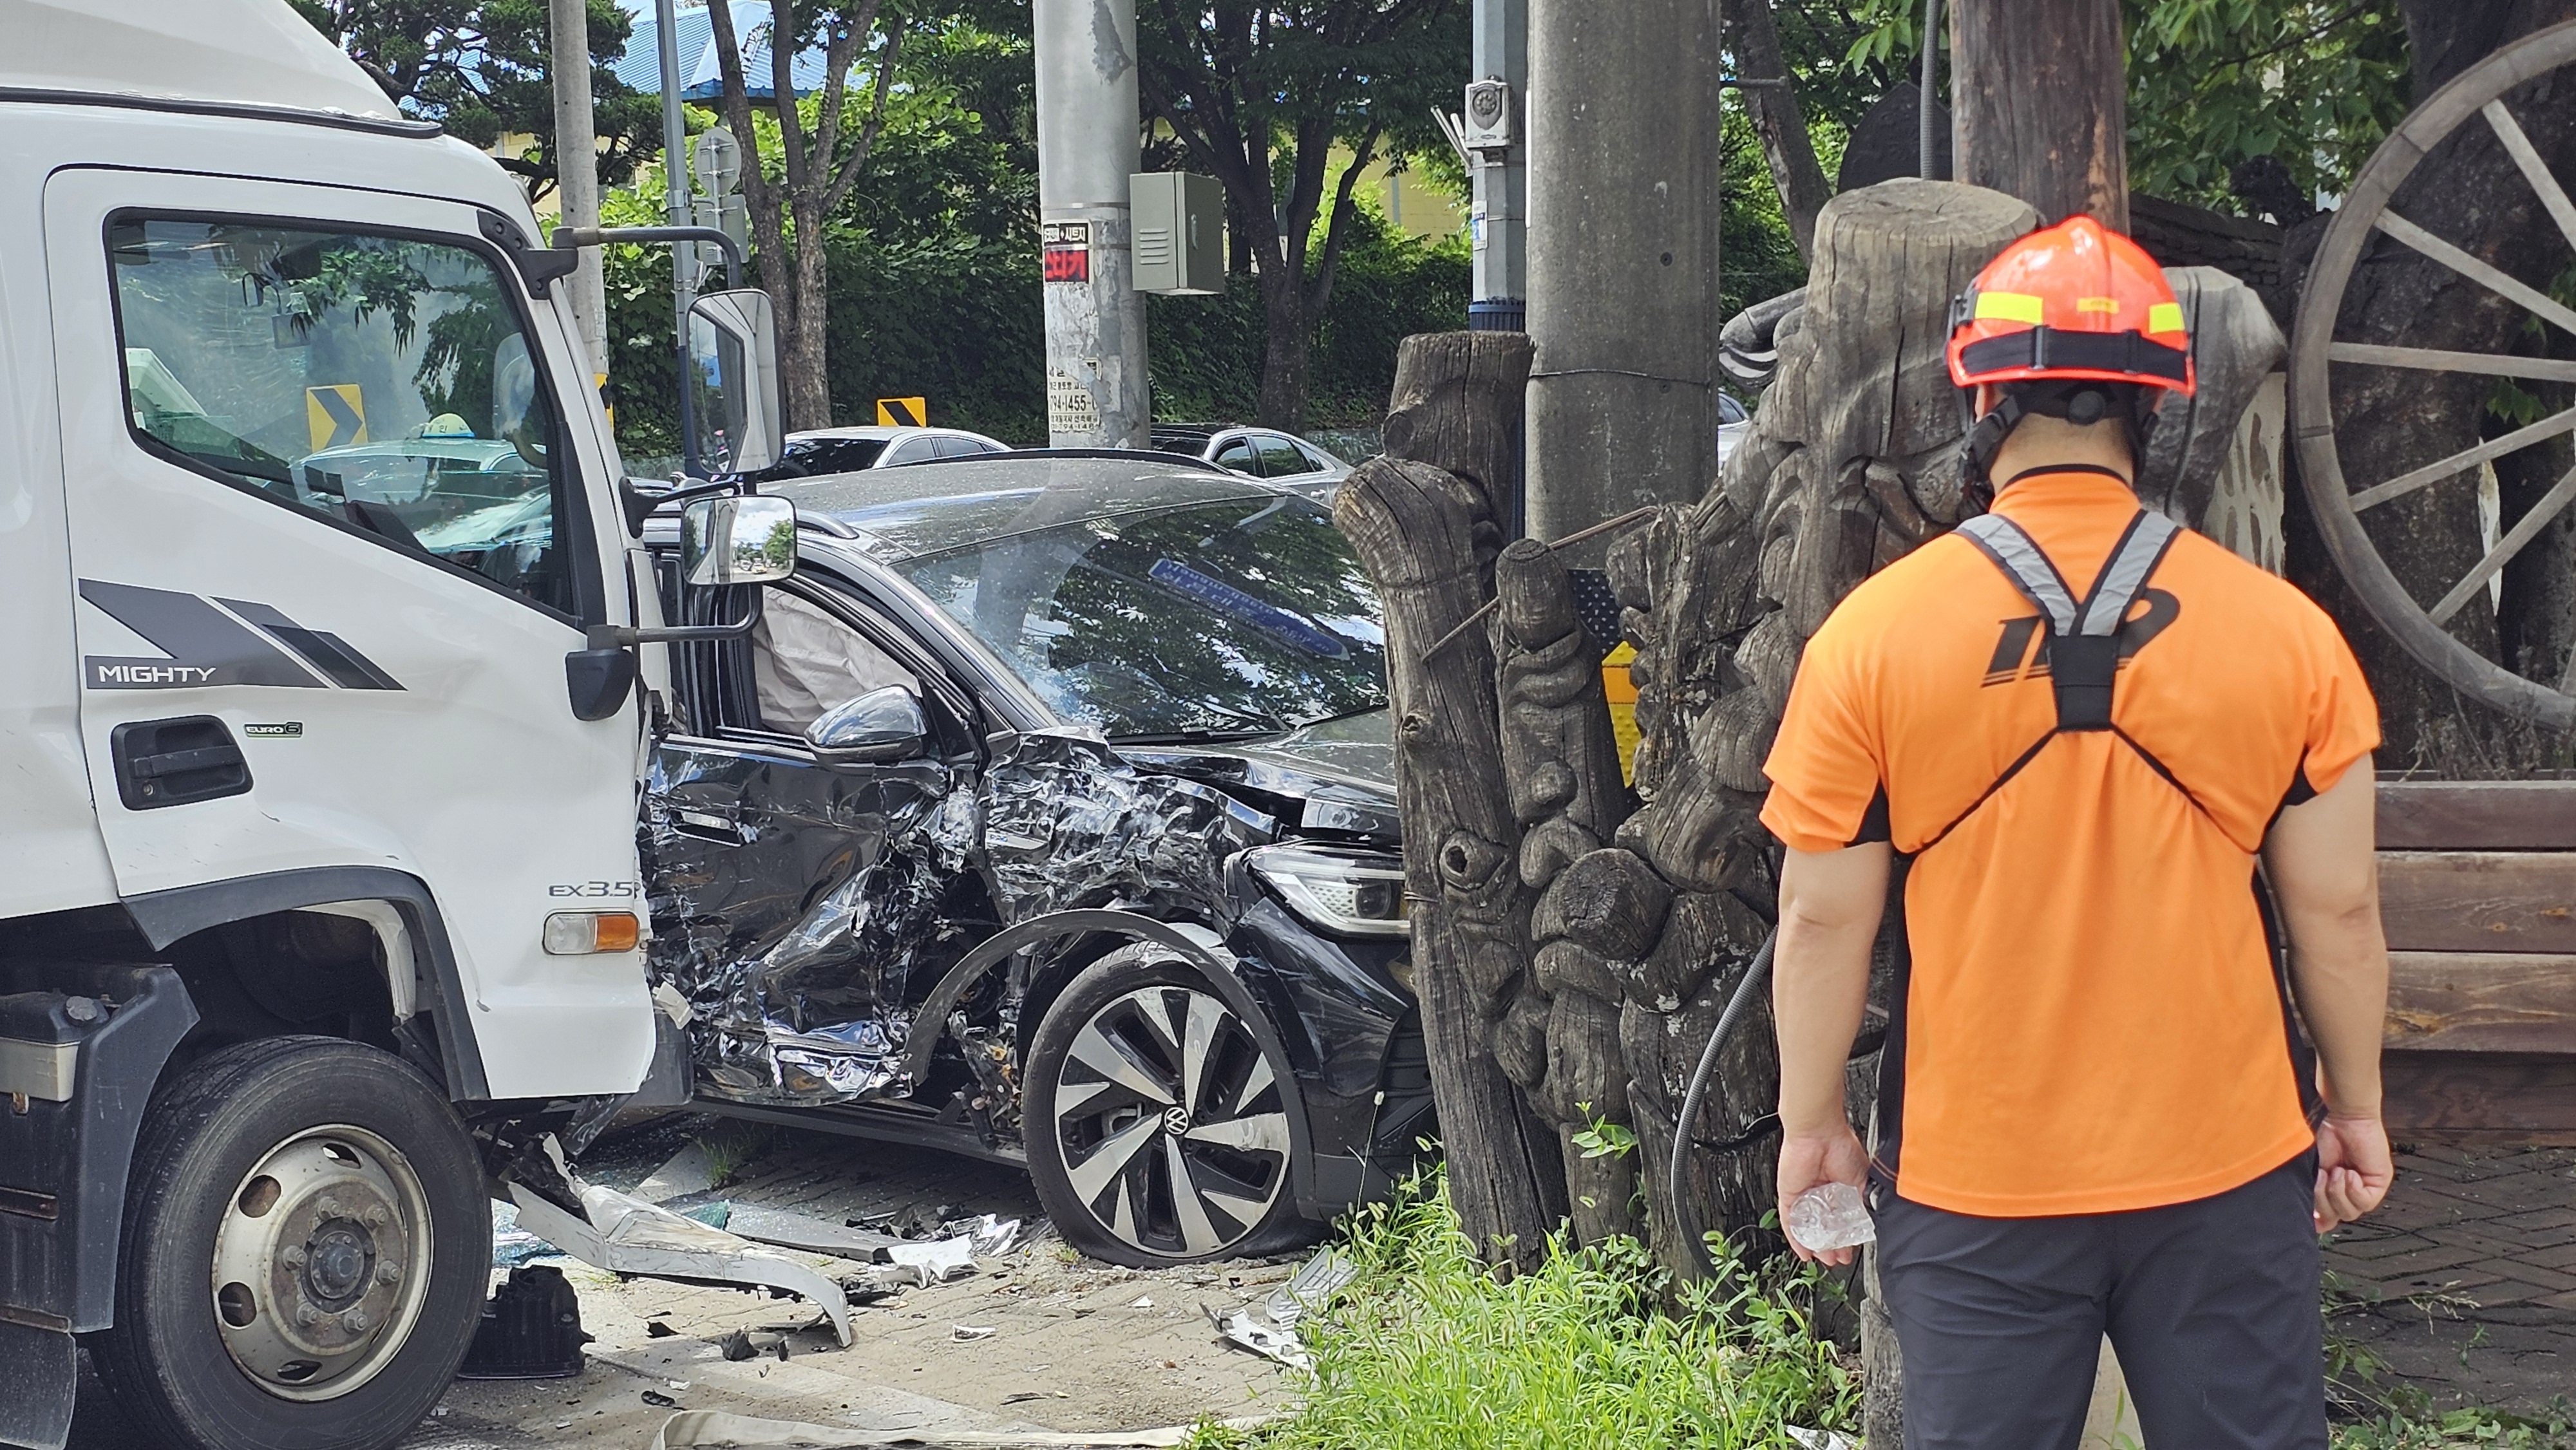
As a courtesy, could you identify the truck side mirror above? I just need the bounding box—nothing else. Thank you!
[804,686,928,767]
[685,288,783,476]
[681,494,797,587]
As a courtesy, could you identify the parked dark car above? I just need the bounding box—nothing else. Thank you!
[639,453,1429,1266]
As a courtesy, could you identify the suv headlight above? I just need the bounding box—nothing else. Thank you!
[1246,843,1410,937]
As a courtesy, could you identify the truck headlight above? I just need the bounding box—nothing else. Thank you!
[1246,844,1410,937]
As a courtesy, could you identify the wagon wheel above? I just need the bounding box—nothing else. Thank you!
[2290,19,2576,733]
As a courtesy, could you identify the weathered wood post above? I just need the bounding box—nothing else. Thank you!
[1336,333,1568,1270]
[1952,0,2129,227]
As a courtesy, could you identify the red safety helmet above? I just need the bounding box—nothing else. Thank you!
[1948,215,2194,397]
[1949,216,2192,501]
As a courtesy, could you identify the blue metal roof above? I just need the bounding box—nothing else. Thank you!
[611,2,832,102]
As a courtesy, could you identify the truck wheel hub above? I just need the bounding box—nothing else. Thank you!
[210,1126,435,1402]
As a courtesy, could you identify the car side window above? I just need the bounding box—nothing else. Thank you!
[750,587,922,736]
[931,435,983,458]
[109,216,580,619]
[1212,438,1260,474]
[1718,393,1749,424]
[882,437,940,466]
[1255,435,1308,476]
[1291,442,1331,473]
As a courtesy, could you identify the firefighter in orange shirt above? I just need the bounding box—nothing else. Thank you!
[1763,216,2396,1449]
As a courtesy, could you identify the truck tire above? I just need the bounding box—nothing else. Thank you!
[90,1036,489,1450]
[1024,945,1313,1266]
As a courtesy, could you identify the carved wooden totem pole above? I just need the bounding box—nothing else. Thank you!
[1341,182,2289,1450]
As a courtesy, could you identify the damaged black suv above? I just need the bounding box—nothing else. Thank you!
[639,453,1430,1265]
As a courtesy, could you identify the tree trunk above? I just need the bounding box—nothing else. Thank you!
[1726,0,1833,258]
[2283,0,2576,773]
[1951,0,2128,227]
[785,197,835,431]
[1337,333,1567,1270]
[1257,263,1310,432]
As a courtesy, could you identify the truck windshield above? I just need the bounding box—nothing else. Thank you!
[109,218,577,618]
[894,498,1388,739]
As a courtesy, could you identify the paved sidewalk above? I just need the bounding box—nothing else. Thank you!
[2323,1145,2576,1418]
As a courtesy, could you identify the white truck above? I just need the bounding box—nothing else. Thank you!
[0,5,795,1447]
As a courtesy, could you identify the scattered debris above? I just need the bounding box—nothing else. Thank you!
[646,1320,678,1338]
[455,1266,591,1380]
[1206,1305,1309,1372]
[649,1411,1268,1449]
[489,1201,557,1269]
[1788,1429,1858,1450]
[718,1328,792,1362]
[506,1180,855,1346]
[635,1142,722,1204]
[884,1234,976,1286]
[1128,1295,1154,1310]
[643,1391,680,1409]
[952,1324,998,1341]
[1204,1247,1359,1374]
[728,1203,910,1260]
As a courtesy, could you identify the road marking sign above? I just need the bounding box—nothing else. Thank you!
[876,397,927,427]
[305,384,366,451]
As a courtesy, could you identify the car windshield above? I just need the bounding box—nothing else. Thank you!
[893,496,1388,738]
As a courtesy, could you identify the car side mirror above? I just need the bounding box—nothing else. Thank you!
[685,288,783,476]
[806,685,928,767]
[681,494,797,587]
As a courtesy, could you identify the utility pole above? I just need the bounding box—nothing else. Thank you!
[1953,0,2126,226]
[654,0,697,472]
[1032,0,1150,447]
[1522,0,1723,552]
[1466,0,1527,333]
[549,0,607,375]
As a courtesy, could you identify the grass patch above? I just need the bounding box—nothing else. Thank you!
[1190,1172,1858,1450]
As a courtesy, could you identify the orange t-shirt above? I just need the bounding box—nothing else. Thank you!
[1760,469,2380,1217]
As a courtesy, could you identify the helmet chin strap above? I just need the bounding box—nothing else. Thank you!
[1957,381,2160,511]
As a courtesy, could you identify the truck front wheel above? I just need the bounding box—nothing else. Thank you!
[91,1036,489,1450]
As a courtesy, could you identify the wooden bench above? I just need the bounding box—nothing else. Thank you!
[2375,779,2576,1145]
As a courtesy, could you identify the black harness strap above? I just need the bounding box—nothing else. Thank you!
[1916,508,2187,851]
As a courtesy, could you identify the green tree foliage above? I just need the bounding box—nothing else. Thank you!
[2124,1,2410,209]
[600,12,1470,458]
[1136,0,1470,429]
[292,0,659,201]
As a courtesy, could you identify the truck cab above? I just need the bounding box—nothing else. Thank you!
[0,7,777,1447]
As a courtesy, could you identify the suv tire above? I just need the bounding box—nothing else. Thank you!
[1025,945,1312,1266]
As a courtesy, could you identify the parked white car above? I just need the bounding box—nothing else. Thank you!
[751,424,1010,479]
[1152,424,1352,501]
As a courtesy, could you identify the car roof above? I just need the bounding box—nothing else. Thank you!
[790,426,933,442]
[761,451,1298,562]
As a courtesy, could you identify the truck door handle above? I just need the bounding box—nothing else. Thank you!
[109,716,252,810]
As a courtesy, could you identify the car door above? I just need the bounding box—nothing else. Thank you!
[47,168,650,1098]
[1210,435,1260,476]
[645,576,984,1106]
[1253,433,1314,483]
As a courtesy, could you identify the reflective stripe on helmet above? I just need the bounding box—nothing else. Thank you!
[1956,326,2192,386]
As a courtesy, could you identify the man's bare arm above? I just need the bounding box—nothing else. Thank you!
[1772,840,1891,1265]
[2264,755,2394,1231]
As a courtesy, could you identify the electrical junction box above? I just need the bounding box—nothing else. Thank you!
[1130,172,1226,296]
[1461,78,1513,151]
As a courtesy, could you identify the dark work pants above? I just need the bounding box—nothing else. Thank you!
[1873,1153,2325,1450]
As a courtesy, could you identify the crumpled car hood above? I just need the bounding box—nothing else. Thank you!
[1115,708,1399,842]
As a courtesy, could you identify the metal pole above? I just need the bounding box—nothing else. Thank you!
[1522,0,1722,553]
[1920,0,1944,179]
[655,0,697,476]
[549,0,608,375]
[1468,0,1527,333]
[1032,0,1150,448]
